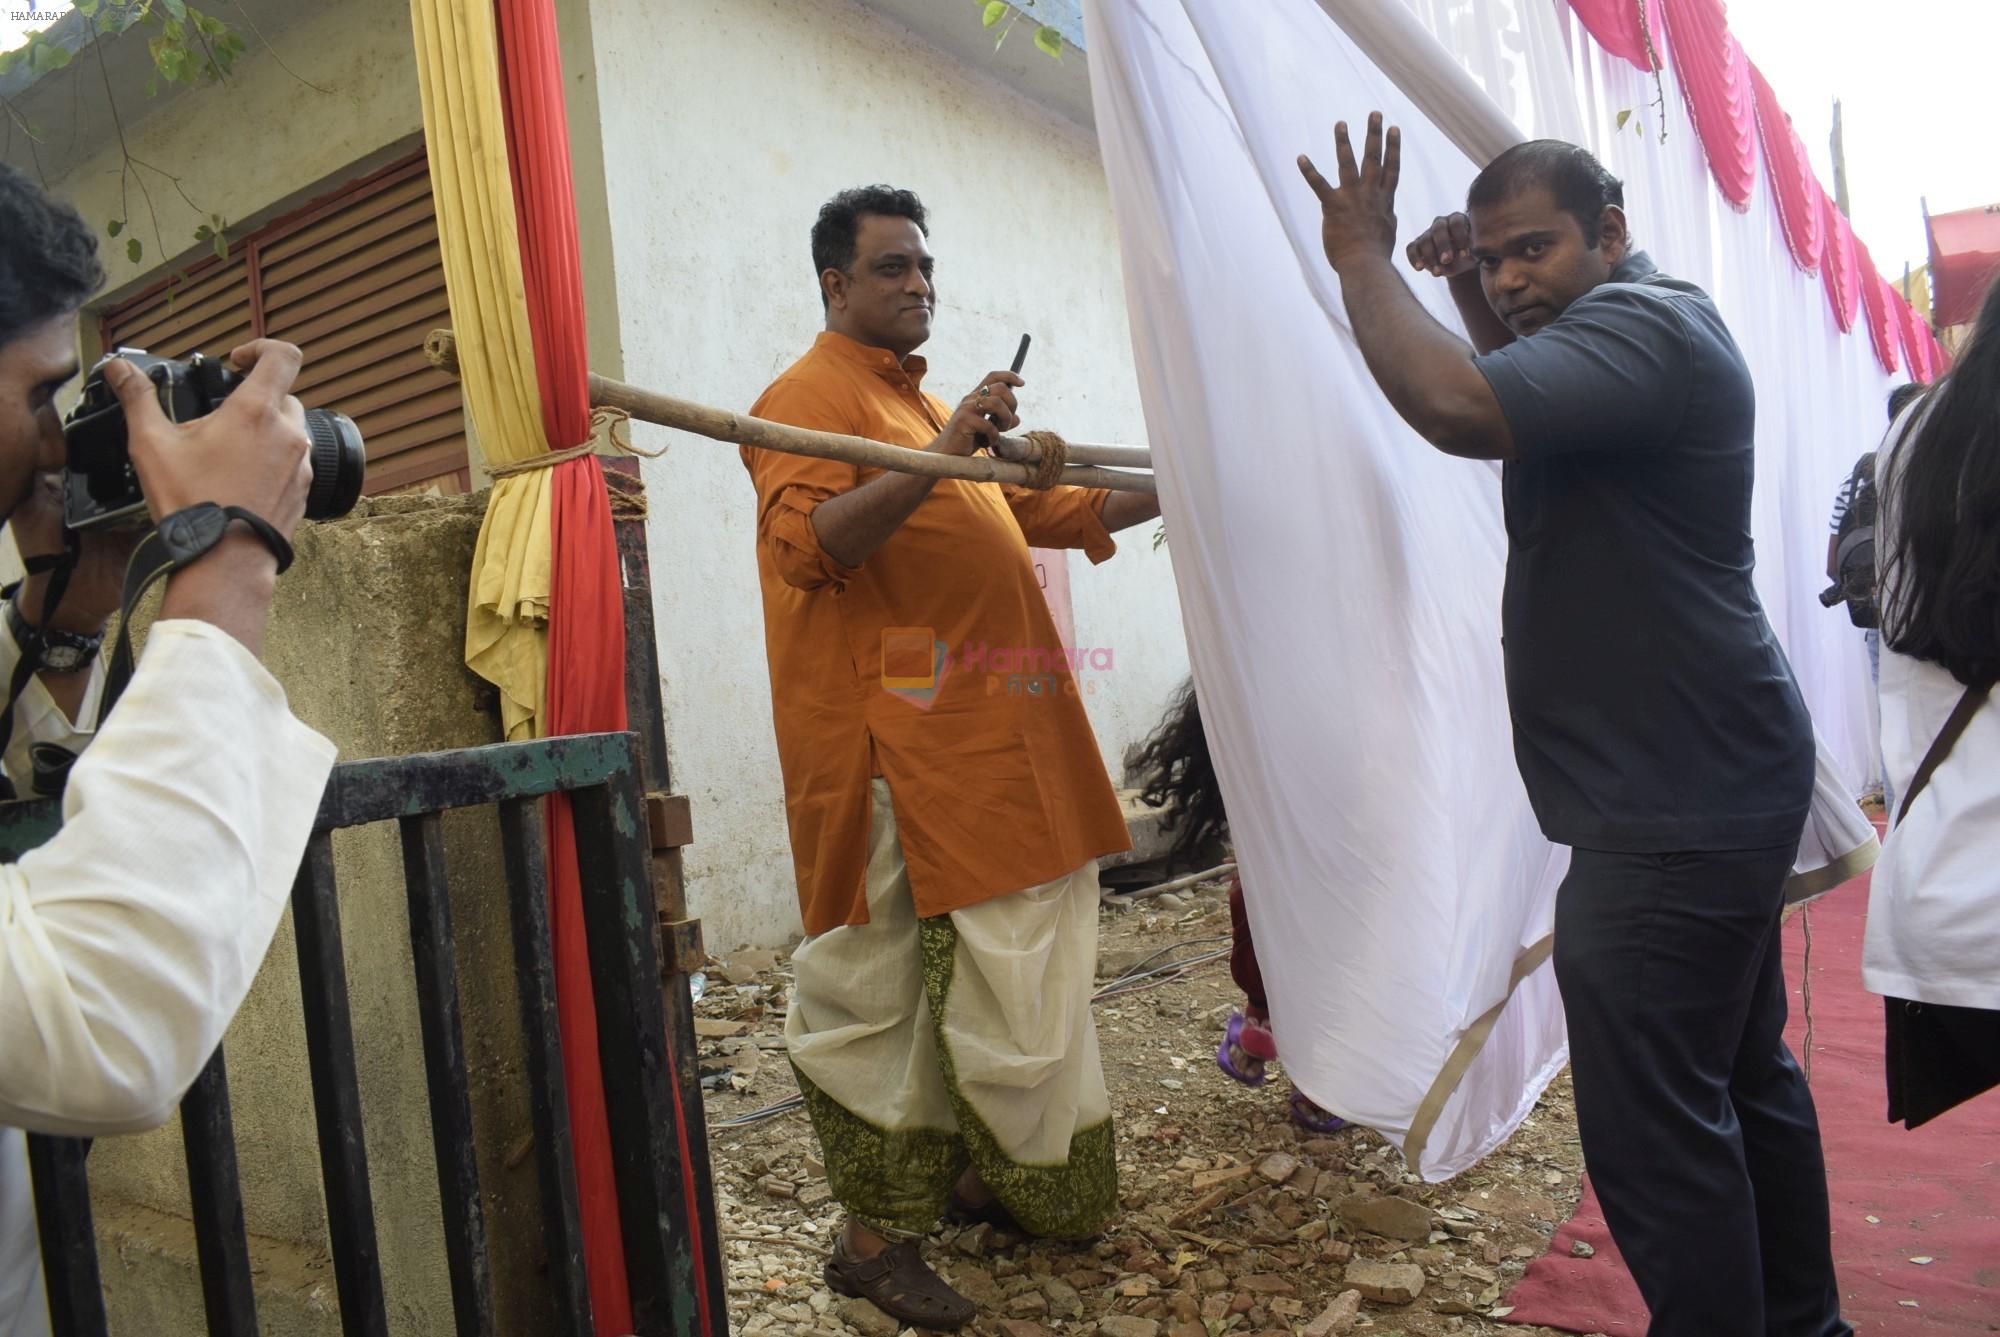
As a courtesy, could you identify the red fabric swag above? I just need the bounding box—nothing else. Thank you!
[1894,294,1932,383]
[1820,191,1861,334]
[1855,244,1902,375]
[1747,60,1820,272]
[1562,0,1664,71]
[1660,0,1757,210]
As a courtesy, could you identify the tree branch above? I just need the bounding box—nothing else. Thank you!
[225,0,333,95]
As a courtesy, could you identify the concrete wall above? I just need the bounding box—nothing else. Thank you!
[0,0,425,305]
[590,0,1190,950]
[85,497,554,1336]
[4,0,1193,954]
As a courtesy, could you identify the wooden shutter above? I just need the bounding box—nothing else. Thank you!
[99,154,468,497]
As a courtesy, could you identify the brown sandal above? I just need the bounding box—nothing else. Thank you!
[824,1236,977,1330]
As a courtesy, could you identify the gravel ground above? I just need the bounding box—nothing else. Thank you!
[699,880,1598,1337]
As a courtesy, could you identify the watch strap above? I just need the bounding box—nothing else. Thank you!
[4,597,105,671]
[102,503,294,721]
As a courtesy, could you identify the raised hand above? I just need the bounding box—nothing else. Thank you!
[1296,111,1403,271]
[1407,212,1478,280]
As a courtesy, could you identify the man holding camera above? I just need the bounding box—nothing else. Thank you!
[0,164,334,1328]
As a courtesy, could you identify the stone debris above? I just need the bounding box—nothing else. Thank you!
[700,885,1585,1336]
[1337,1190,1435,1241]
[1343,1259,1428,1304]
[1303,1288,1365,1336]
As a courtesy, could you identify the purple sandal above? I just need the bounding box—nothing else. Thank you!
[1216,1012,1278,1087]
[1289,1088,1346,1134]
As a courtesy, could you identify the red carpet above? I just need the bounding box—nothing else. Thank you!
[1502,855,2000,1334]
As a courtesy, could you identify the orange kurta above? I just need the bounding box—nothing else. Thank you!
[743,332,1133,934]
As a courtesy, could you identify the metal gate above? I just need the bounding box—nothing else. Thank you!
[1,730,726,1336]
[3,460,728,1335]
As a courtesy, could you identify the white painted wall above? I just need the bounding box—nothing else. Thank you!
[588,0,1189,949]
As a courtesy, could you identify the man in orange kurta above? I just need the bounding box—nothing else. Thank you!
[743,186,1159,1329]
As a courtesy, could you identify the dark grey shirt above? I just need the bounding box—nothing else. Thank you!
[1473,252,1813,853]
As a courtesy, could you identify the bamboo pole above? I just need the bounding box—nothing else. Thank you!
[989,436,1153,469]
[586,373,1155,495]
[1105,861,1238,906]
[421,329,1155,494]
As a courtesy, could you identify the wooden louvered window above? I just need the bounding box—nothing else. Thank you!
[99,153,468,496]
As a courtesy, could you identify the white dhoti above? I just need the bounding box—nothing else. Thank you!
[785,781,1115,1240]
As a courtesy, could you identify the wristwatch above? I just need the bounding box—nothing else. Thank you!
[5,598,104,674]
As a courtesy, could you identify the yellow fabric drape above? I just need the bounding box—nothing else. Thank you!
[410,0,555,741]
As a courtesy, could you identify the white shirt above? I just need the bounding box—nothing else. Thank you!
[0,615,335,1333]
[1864,404,2000,1009]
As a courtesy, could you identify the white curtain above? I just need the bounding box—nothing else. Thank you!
[1396,0,1892,786]
[1083,0,1887,1179]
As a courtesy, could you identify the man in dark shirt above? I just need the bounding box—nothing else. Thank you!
[1296,121,1848,1335]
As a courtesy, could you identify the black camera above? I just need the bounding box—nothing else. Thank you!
[61,348,366,532]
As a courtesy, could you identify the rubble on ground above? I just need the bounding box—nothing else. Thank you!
[701,883,1589,1336]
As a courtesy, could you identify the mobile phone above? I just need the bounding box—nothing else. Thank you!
[987,334,1031,438]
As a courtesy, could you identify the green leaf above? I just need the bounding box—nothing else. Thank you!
[28,40,74,75]
[211,233,227,260]
[76,0,101,14]
[982,1,1007,26]
[106,218,124,237]
[126,238,143,265]
[1033,23,1064,58]
[193,224,213,241]
[158,0,188,19]
[144,75,158,97]
[1615,109,1632,132]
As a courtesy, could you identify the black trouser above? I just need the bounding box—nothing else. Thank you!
[1554,845,1850,1337]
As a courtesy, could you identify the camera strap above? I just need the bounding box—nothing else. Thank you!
[100,504,294,719]
[0,535,82,801]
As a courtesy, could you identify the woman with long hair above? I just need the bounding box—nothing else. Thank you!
[1865,276,2000,1127]
[1129,678,1344,1132]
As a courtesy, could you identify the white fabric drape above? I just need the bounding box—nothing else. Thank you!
[1084,0,1886,1178]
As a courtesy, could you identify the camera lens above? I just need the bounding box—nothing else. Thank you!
[303,410,367,520]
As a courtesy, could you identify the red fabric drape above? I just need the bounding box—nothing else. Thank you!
[1562,0,1664,71]
[495,0,589,450]
[1747,61,1820,272]
[1926,204,2000,329]
[1820,191,1861,334]
[1659,0,1757,210]
[491,2,715,1333]
[1904,302,1936,384]
[1855,246,1901,375]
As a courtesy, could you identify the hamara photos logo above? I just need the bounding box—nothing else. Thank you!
[880,628,1116,711]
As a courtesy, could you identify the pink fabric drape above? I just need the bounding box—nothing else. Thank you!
[1747,60,1821,272]
[1567,0,1925,370]
[1562,0,1663,71]
[1659,0,1757,210]
[1821,191,1861,334]
[1856,247,1902,374]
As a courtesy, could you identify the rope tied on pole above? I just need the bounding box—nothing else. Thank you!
[1021,429,1071,489]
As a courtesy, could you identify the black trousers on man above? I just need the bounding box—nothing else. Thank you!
[1554,844,1850,1337]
